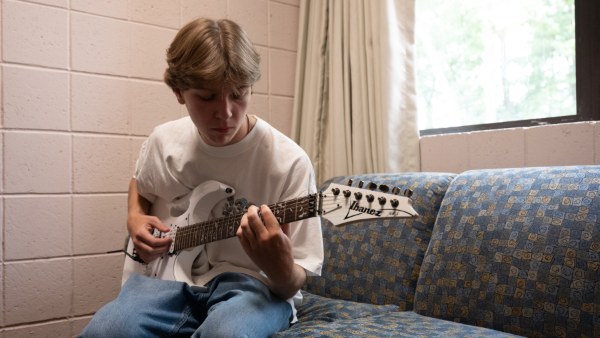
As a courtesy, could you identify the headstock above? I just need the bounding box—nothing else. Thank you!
[319,180,418,226]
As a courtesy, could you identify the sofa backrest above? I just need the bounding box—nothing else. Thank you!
[305,172,455,311]
[414,166,600,338]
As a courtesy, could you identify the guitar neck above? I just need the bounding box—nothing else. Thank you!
[171,194,319,252]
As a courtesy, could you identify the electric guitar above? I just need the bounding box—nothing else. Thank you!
[122,179,418,286]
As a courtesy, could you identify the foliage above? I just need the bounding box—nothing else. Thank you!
[415,0,575,130]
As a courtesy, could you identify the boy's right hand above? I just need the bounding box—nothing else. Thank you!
[127,213,172,263]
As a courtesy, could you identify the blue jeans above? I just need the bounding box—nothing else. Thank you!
[79,272,292,338]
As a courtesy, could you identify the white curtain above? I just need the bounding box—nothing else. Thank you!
[292,0,420,184]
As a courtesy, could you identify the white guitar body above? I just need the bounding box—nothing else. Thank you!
[122,180,235,286]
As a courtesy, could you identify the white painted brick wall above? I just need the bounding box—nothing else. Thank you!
[253,46,270,95]
[270,1,300,51]
[4,132,72,193]
[4,322,73,338]
[129,79,183,135]
[72,135,132,192]
[71,13,131,76]
[1,0,300,334]
[129,0,180,28]
[525,122,596,166]
[229,0,269,46]
[420,121,600,172]
[72,255,123,315]
[71,74,131,134]
[271,96,294,137]
[3,1,68,68]
[269,49,297,97]
[3,65,70,130]
[5,195,72,260]
[72,194,128,255]
[22,0,67,8]
[181,0,227,23]
[130,23,176,80]
[70,0,128,19]
[4,259,73,325]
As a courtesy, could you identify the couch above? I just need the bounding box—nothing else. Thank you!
[274,165,599,338]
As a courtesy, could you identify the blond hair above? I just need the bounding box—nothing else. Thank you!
[164,18,261,92]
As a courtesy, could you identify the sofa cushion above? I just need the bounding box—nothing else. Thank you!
[415,166,600,338]
[305,173,455,310]
[274,310,523,337]
[295,290,399,324]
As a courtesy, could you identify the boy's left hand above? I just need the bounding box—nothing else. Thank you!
[237,204,305,299]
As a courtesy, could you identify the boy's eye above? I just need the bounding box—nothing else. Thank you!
[198,94,215,101]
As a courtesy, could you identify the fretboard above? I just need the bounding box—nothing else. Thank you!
[172,194,319,252]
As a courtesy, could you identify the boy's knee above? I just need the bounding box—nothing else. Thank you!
[193,322,252,338]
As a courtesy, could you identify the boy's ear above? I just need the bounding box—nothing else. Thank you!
[173,88,185,104]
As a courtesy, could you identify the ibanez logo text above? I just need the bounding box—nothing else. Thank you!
[345,200,383,219]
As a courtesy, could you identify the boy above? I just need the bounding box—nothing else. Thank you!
[80,18,323,337]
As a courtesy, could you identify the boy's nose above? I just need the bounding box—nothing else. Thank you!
[214,97,233,119]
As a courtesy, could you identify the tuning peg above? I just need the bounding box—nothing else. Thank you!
[378,184,390,193]
[343,190,351,198]
[403,189,413,198]
[367,182,377,190]
[347,179,354,186]
[378,196,387,205]
[390,199,399,208]
[331,187,340,195]
[358,180,364,188]
[366,194,375,202]
[354,192,363,200]
[391,186,401,195]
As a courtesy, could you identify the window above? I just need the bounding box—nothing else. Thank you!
[416,0,599,135]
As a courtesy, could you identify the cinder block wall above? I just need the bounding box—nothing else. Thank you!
[420,121,600,173]
[0,0,300,336]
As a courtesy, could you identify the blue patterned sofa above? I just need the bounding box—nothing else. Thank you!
[274,166,599,338]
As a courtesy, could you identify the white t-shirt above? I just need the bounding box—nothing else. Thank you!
[134,116,323,317]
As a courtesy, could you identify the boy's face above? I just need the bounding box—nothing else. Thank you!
[175,86,251,147]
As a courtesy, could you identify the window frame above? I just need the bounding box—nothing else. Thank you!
[419,0,599,136]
